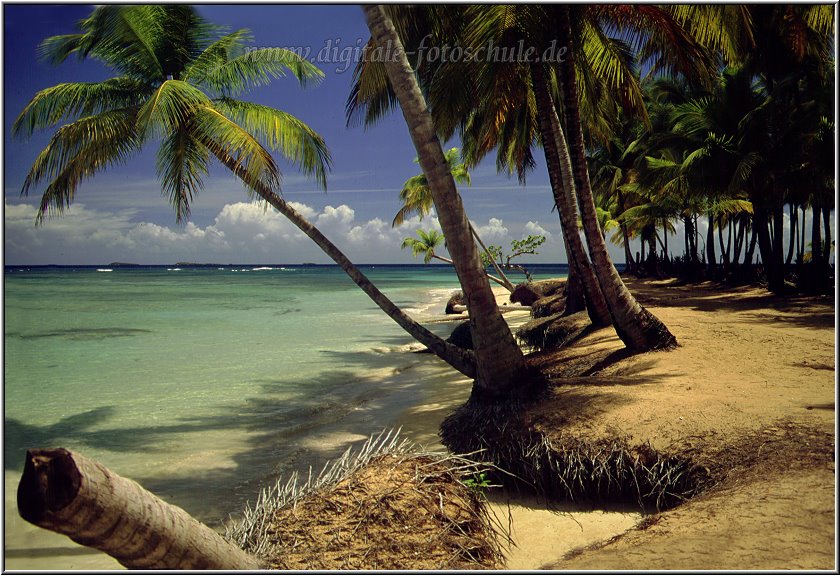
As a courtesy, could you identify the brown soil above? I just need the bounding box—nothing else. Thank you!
[516,277,836,569]
[257,453,502,570]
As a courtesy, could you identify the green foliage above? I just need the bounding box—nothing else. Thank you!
[460,471,494,497]
[401,229,446,264]
[16,5,332,224]
[392,147,470,227]
[480,235,545,274]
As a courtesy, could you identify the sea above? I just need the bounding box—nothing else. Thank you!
[3,263,568,568]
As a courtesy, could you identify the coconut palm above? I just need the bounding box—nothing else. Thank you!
[401,229,511,289]
[363,5,528,400]
[15,5,476,378]
[671,4,835,291]
[401,229,449,264]
[347,5,612,327]
[394,148,515,290]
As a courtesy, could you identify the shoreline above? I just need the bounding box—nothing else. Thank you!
[6,276,833,570]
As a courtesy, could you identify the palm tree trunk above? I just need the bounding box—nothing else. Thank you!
[706,211,716,272]
[562,256,587,314]
[745,219,758,268]
[364,5,527,400]
[786,203,797,267]
[733,216,745,266]
[205,144,476,378]
[530,63,611,328]
[621,224,634,273]
[556,5,676,351]
[821,206,831,268]
[470,224,515,291]
[617,191,635,273]
[18,448,261,569]
[694,214,700,264]
[754,201,782,292]
[798,205,806,264]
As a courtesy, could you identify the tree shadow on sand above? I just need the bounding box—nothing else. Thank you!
[625,278,835,330]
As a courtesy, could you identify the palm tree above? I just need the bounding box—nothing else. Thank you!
[347,6,612,327]
[18,447,261,569]
[550,5,709,350]
[14,5,476,379]
[362,5,528,400]
[394,147,515,290]
[672,4,835,291]
[401,229,450,264]
[401,228,510,288]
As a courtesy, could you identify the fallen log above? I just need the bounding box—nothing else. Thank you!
[17,448,261,570]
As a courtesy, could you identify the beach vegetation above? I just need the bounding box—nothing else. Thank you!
[480,234,547,282]
[588,5,835,294]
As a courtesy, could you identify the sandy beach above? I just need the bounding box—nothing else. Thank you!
[400,277,834,569]
[509,277,834,569]
[6,276,835,570]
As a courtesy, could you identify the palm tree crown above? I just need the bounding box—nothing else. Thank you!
[15,5,331,223]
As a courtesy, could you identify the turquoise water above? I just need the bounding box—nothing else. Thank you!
[4,264,567,537]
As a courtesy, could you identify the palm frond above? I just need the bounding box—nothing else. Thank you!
[213,98,331,190]
[578,18,646,125]
[194,46,324,95]
[191,105,280,197]
[182,28,253,83]
[710,198,753,216]
[156,123,210,222]
[345,38,398,128]
[21,109,139,222]
[13,78,147,137]
[136,79,212,140]
[61,5,166,79]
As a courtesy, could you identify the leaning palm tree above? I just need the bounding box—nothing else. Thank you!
[401,229,450,264]
[401,228,510,288]
[395,148,515,291]
[14,5,476,382]
[363,5,528,401]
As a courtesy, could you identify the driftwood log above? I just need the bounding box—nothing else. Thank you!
[17,448,261,569]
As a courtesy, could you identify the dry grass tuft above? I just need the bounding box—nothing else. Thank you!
[224,429,505,570]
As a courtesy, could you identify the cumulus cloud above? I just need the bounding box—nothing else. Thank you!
[473,217,508,241]
[523,220,552,239]
[5,199,604,265]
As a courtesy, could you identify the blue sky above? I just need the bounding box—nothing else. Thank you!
[4,5,831,266]
[4,4,576,266]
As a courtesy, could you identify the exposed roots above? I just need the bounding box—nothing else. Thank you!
[224,429,506,570]
[440,400,710,512]
[516,311,591,352]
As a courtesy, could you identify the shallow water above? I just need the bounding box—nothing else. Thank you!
[4,264,568,569]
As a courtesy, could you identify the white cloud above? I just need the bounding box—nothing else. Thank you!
[473,217,508,241]
[523,220,552,239]
[5,199,637,265]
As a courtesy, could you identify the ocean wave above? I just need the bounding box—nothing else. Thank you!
[96,268,113,272]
